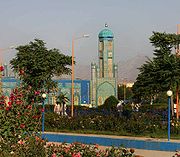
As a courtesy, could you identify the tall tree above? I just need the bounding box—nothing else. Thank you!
[132,32,180,109]
[10,39,72,93]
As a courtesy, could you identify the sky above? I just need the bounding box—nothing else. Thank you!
[0,0,180,66]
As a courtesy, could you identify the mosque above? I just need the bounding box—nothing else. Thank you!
[90,24,118,107]
[1,25,118,107]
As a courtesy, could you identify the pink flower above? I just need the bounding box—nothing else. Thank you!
[41,108,45,112]
[27,105,32,110]
[18,140,25,145]
[95,144,99,149]
[51,153,56,157]
[64,147,70,153]
[35,91,40,95]
[72,152,81,157]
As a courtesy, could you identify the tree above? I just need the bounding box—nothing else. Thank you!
[10,39,72,94]
[99,95,119,112]
[132,32,180,107]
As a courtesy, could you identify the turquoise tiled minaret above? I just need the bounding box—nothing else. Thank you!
[91,25,118,107]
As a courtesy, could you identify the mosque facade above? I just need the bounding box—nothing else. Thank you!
[90,25,118,107]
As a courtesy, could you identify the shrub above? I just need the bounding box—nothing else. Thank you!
[46,142,136,157]
[0,134,46,157]
[99,95,119,110]
[0,86,43,154]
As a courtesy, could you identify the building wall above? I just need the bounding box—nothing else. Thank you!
[2,77,20,96]
[1,77,90,106]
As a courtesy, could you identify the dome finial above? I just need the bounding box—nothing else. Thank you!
[105,23,108,27]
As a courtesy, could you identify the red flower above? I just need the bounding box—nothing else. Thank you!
[20,124,25,129]
[16,100,22,105]
[0,66,4,71]
[5,107,10,111]
[32,115,40,119]
[8,101,12,106]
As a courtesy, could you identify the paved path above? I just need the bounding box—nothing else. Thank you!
[135,149,176,157]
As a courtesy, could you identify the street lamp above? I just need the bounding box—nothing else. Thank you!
[71,34,89,117]
[167,90,173,141]
[42,93,46,138]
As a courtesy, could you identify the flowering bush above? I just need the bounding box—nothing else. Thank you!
[0,85,44,153]
[0,134,46,157]
[46,142,136,157]
[0,139,137,157]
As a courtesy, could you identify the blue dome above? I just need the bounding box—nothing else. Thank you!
[98,29,114,38]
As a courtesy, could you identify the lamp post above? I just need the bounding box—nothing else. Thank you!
[71,34,89,117]
[167,90,173,141]
[42,93,46,138]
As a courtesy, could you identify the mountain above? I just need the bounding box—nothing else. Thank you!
[61,55,148,82]
[118,55,147,82]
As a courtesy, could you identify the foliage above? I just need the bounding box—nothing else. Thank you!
[46,142,135,157]
[0,134,46,157]
[56,93,69,105]
[45,105,180,137]
[0,139,136,157]
[99,95,119,110]
[10,39,72,93]
[132,32,180,101]
[0,85,43,154]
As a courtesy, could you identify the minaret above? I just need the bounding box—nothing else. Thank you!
[91,63,97,106]
[91,25,117,107]
[98,24,114,78]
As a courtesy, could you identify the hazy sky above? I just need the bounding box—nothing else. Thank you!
[0,0,180,66]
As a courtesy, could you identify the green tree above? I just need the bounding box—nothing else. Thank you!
[56,93,69,106]
[132,32,180,104]
[99,95,119,112]
[10,39,72,93]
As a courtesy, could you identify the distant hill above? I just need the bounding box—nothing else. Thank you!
[118,55,147,82]
[60,55,148,82]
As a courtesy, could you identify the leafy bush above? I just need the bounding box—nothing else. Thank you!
[0,86,43,154]
[0,134,46,157]
[45,106,180,137]
[99,95,119,110]
[46,142,136,157]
